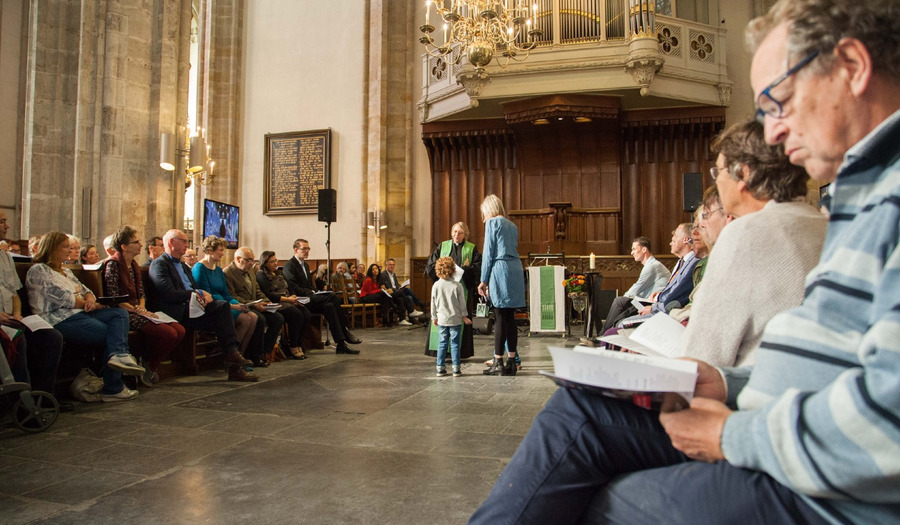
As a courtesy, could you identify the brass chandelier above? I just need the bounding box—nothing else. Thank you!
[420,1,541,76]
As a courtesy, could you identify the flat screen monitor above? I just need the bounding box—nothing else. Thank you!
[203,198,239,249]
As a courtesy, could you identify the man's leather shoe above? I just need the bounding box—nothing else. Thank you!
[336,343,360,355]
[228,367,259,382]
[224,352,253,368]
[343,330,362,344]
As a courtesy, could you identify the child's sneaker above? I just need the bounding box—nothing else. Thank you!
[452,367,461,377]
[436,368,447,377]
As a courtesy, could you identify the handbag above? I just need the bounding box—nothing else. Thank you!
[70,368,104,403]
[475,297,491,318]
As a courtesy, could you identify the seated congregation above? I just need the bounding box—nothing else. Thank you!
[0,227,407,406]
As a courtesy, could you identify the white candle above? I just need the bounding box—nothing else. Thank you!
[425,1,430,25]
[589,253,596,270]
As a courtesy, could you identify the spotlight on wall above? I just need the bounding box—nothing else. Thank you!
[159,127,215,189]
[367,211,387,235]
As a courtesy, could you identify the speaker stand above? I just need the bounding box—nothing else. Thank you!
[324,221,332,290]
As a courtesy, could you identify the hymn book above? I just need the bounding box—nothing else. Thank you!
[541,346,696,410]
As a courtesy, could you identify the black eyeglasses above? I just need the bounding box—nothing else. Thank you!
[755,50,819,124]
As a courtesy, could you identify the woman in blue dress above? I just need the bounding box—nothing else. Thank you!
[192,236,262,364]
[477,195,526,376]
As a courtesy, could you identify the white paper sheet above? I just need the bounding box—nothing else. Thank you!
[189,293,206,318]
[548,346,696,400]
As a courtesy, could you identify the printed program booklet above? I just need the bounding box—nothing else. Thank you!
[598,313,685,358]
[540,346,696,410]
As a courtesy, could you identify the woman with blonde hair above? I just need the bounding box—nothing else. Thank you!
[478,195,525,376]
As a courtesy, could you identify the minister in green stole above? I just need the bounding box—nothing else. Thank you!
[424,222,481,358]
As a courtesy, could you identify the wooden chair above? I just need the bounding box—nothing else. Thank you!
[334,272,368,328]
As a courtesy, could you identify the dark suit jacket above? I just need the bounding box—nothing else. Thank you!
[282,257,316,297]
[651,253,700,314]
[377,271,400,290]
[148,252,201,322]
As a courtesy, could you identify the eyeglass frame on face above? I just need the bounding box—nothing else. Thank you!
[701,208,724,221]
[755,49,820,124]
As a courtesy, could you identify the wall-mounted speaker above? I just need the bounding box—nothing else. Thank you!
[682,172,703,212]
[318,188,336,222]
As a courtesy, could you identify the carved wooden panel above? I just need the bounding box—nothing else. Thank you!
[422,104,725,258]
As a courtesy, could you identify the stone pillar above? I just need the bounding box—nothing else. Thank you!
[20,0,192,244]
[365,0,415,273]
[196,0,243,237]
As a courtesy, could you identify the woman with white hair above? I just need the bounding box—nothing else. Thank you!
[478,195,525,376]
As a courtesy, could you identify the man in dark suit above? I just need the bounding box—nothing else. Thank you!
[147,229,258,381]
[283,238,361,354]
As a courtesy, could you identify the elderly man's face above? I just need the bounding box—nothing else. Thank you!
[751,24,847,182]
[386,260,395,273]
[235,251,255,272]
[669,229,688,256]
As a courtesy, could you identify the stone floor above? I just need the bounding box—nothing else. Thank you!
[0,323,579,524]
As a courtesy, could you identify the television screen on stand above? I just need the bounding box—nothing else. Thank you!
[203,198,239,249]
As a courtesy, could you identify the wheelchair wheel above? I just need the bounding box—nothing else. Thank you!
[12,390,59,433]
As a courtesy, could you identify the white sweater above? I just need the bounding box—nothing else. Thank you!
[679,200,827,367]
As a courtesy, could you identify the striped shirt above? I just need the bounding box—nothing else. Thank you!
[720,110,900,524]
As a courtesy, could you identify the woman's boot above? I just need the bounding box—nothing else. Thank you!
[483,356,505,375]
[504,355,518,376]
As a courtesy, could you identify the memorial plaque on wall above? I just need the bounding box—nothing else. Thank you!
[264,129,332,215]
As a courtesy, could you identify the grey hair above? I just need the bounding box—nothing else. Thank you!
[747,0,900,81]
[451,222,470,238]
[480,194,507,221]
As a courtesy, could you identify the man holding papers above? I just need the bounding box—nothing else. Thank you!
[224,247,284,366]
[470,1,900,523]
[148,229,257,382]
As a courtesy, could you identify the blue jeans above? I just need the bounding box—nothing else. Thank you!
[436,324,461,369]
[55,308,132,395]
[469,387,826,525]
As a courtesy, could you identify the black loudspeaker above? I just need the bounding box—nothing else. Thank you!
[682,172,703,212]
[318,188,337,222]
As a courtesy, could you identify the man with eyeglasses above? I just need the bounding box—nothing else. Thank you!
[148,229,258,382]
[470,2,899,524]
[224,246,284,366]
[283,239,362,354]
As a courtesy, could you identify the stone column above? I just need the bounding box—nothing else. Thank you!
[20,0,191,243]
[365,0,415,273]
[196,0,243,237]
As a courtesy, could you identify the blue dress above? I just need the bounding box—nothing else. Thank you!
[480,217,526,308]
[192,263,241,319]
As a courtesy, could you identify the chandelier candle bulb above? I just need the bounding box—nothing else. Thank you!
[425,1,430,25]
[590,253,596,269]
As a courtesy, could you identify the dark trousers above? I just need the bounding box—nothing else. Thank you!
[279,305,310,349]
[10,328,64,394]
[181,299,239,355]
[250,310,284,359]
[360,293,392,324]
[469,388,827,525]
[306,293,346,344]
[493,307,517,356]
[600,296,637,334]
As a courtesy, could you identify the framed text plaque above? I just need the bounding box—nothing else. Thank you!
[264,129,332,215]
